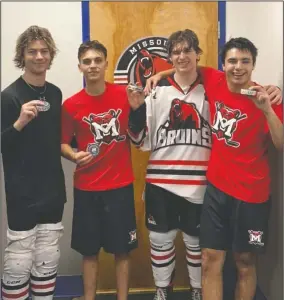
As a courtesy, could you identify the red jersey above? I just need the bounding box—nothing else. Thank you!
[201,67,283,203]
[61,82,134,191]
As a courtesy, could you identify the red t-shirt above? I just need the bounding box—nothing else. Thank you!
[61,82,134,191]
[201,67,283,203]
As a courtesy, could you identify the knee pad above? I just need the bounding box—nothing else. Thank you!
[149,229,177,249]
[182,232,200,248]
[31,222,64,277]
[3,227,36,286]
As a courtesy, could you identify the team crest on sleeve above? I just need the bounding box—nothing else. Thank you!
[212,102,247,148]
[114,36,172,87]
[155,99,212,151]
[83,109,126,156]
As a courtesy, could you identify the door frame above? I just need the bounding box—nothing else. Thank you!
[81,1,226,71]
[79,0,227,293]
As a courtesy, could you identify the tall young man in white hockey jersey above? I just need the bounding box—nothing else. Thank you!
[127,29,209,300]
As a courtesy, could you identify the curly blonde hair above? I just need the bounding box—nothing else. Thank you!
[14,25,58,69]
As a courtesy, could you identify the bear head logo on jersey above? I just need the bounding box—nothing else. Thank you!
[155,98,211,151]
[168,99,201,130]
[211,102,247,148]
[83,109,126,157]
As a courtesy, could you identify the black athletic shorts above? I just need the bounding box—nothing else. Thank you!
[6,196,64,231]
[71,184,138,256]
[200,182,271,253]
[145,183,202,237]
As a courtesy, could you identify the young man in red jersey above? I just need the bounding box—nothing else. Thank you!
[199,37,283,300]
[144,37,283,300]
[61,40,137,300]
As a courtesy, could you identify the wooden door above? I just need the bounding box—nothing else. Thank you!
[89,2,218,292]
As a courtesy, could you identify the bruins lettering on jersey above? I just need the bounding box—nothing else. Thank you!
[155,99,211,151]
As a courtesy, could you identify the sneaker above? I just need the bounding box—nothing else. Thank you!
[191,288,202,300]
[153,285,173,300]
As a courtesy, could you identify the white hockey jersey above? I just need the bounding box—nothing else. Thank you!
[128,76,212,203]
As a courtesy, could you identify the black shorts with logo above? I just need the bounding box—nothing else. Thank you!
[200,182,271,253]
[71,184,138,256]
[145,183,202,237]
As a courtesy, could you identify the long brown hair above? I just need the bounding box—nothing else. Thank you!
[14,25,58,69]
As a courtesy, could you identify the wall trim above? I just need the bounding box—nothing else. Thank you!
[218,1,226,70]
[81,0,90,42]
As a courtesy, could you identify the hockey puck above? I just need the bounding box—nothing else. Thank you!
[240,89,257,96]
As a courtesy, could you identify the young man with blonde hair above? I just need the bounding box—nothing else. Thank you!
[1,26,66,299]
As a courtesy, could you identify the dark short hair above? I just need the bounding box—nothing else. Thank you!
[166,29,203,57]
[14,25,57,69]
[220,37,258,65]
[78,40,107,61]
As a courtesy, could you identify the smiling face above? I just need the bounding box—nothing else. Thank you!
[170,41,200,76]
[222,48,254,88]
[23,40,51,76]
[78,49,108,84]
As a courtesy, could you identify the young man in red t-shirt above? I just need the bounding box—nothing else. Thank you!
[144,37,283,300]
[61,40,137,300]
[198,38,283,300]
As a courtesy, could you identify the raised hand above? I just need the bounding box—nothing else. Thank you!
[263,85,282,105]
[248,86,272,113]
[14,100,45,131]
[126,83,145,111]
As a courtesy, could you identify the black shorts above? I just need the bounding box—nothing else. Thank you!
[5,197,64,231]
[200,182,271,253]
[71,184,138,256]
[145,183,202,236]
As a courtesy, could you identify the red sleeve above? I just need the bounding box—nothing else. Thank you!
[264,103,283,133]
[61,100,75,144]
[199,66,224,92]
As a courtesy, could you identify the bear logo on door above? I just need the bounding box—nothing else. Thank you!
[114,36,172,87]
